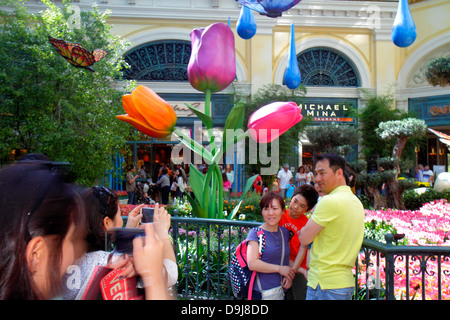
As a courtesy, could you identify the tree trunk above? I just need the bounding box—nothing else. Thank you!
[365,185,387,210]
[386,179,406,210]
[390,136,409,210]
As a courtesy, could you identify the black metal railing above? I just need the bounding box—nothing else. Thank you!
[357,234,450,300]
[168,215,450,300]
[170,215,260,299]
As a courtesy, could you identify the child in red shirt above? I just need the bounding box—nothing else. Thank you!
[279,184,318,300]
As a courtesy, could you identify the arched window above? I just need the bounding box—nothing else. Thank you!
[296,47,360,87]
[123,40,191,81]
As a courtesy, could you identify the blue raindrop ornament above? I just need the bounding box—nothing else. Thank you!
[284,24,301,89]
[391,0,417,48]
[237,5,257,39]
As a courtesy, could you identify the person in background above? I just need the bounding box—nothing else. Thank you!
[295,166,307,187]
[277,164,293,199]
[139,165,147,179]
[252,168,263,195]
[156,167,171,205]
[262,182,269,197]
[225,164,235,192]
[0,160,86,299]
[305,165,315,185]
[174,169,186,200]
[415,164,424,182]
[126,165,139,205]
[247,192,295,300]
[300,154,364,300]
[285,178,296,199]
[222,172,231,199]
[279,184,319,300]
[422,164,434,186]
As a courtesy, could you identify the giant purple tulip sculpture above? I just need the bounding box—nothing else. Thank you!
[188,22,236,96]
[236,0,302,18]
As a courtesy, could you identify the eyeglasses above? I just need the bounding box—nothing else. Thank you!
[92,186,116,216]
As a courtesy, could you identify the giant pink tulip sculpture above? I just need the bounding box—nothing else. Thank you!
[248,101,303,143]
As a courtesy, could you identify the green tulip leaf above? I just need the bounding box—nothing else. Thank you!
[184,102,214,129]
[222,100,245,153]
[228,200,244,221]
[188,165,205,207]
[185,193,207,218]
[228,174,258,220]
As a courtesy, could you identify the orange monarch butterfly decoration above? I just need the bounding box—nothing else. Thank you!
[48,36,108,72]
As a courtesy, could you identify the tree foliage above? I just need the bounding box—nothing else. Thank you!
[305,122,359,156]
[426,56,450,87]
[375,118,427,210]
[0,0,134,185]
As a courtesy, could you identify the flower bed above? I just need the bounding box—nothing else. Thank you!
[364,199,450,246]
[359,199,450,300]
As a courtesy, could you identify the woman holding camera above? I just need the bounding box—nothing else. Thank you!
[62,187,176,300]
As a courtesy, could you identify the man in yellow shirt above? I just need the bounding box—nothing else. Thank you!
[299,154,364,300]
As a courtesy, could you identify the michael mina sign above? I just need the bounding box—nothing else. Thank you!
[299,98,357,123]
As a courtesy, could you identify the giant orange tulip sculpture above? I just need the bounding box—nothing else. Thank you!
[116,85,177,139]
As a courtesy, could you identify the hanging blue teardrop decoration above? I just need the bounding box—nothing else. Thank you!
[237,5,257,39]
[284,24,301,89]
[391,0,417,48]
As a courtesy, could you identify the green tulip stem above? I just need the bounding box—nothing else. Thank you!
[215,166,224,219]
[204,89,216,156]
[204,89,211,117]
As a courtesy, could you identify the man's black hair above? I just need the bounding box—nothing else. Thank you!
[315,153,346,173]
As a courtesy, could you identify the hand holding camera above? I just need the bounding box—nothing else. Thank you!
[152,203,171,240]
[126,204,145,228]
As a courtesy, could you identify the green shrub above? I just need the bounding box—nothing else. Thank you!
[402,188,450,210]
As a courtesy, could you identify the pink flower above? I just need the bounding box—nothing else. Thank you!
[248,101,302,143]
[187,22,236,93]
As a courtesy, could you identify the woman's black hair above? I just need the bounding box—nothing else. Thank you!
[259,192,285,212]
[0,161,85,299]
[81,186,119,252]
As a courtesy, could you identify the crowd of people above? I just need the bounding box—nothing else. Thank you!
[0,153,364,301]
[416,163,435,186]
[126,163,189,206]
